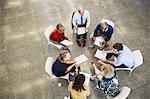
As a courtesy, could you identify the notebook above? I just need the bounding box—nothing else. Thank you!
[74,54,88,65]
[60,40,73,46]
[94,49,107,60]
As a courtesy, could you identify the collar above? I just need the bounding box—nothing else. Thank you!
[102,26,108,32]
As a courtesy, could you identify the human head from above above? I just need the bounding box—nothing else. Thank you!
[59,50,71,62]
[101,22,108,31]
[78,6,84,16]
[56,23,65,34]
[72,74,86,91]
[100,64,114,77]
[112,43,123,54]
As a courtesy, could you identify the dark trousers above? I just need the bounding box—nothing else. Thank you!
[76,32,87,41]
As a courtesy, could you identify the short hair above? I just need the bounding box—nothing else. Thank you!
[113,43,123,51]
[59,52,66,61]
[56,23,64,29]
[72,74,86,92]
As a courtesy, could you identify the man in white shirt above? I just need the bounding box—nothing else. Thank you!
[72,6,90,47]
[100,43,134,68]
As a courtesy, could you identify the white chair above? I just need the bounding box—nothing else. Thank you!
[44,25,63,49]
[45,57,69,82]
[107,86,131,99]
[116,50,143,76]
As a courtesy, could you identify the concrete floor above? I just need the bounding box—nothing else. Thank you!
[0,0,149,99]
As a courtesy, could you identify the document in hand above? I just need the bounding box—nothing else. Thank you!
[60,40,73,46]
[94,36,105,47]
[77,27,86,35]
[74,54,88,65]
[94,49,107,60]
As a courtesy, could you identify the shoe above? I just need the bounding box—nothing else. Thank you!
[82,40,86,47]
[88,44,95,49]
[77,40,81,47]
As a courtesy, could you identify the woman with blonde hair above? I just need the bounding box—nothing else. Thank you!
[90,60,120,97]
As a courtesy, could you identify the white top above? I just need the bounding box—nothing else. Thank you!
[72,10,90,28]
[115,45,134,68]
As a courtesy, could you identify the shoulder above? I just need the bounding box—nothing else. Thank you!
[74,11,79,16]
[68,82,74,91]
[108,24,113,30]
[84,84,90,89]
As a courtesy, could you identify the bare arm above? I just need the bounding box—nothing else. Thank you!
[65,63,76,73]
[65,60,76,64]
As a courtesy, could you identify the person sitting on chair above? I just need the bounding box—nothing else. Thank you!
[50,23,68,43]
[90,62,120,97]
[89,21,113,49]
[72,6,90,47]
[52,49,76,77]
[102,43,134,68]
[68,74,90,99]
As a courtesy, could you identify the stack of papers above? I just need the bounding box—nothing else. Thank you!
[74,54,88,65]
[77,27,86,35]
[60,40,73,46]
[94,49,107,59]
[94,36,105,47]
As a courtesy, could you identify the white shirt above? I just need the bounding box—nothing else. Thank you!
[72,10,90,28]
[115,45,134,68]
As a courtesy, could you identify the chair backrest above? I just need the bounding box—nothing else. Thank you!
[100,19,115,29]
[44,25,56,42]
[132,50,143,69]
[111,86,131,99]
[45,57,54,76]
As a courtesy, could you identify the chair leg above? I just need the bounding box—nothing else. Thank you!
[129,70,132,76]
[48,45,50,51]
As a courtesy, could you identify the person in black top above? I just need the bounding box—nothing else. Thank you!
[52,49,76,77]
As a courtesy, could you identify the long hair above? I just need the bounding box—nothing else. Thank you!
[100,64,114,77]
[72,74,86,92]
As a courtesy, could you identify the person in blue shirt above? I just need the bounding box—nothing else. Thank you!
[52,49,76,77]
[89,22,114,49]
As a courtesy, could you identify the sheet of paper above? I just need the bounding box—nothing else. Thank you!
[94,49,107,59]
[80,72,91,85]
[60,40,73,46]
[74,54,88,65]
[94,36,105,47]
[77,27,86,35]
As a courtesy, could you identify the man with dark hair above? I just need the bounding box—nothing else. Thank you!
[100,43,134,68]
[50,23,68,43]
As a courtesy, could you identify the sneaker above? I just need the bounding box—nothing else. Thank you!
[88,44,95,49]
